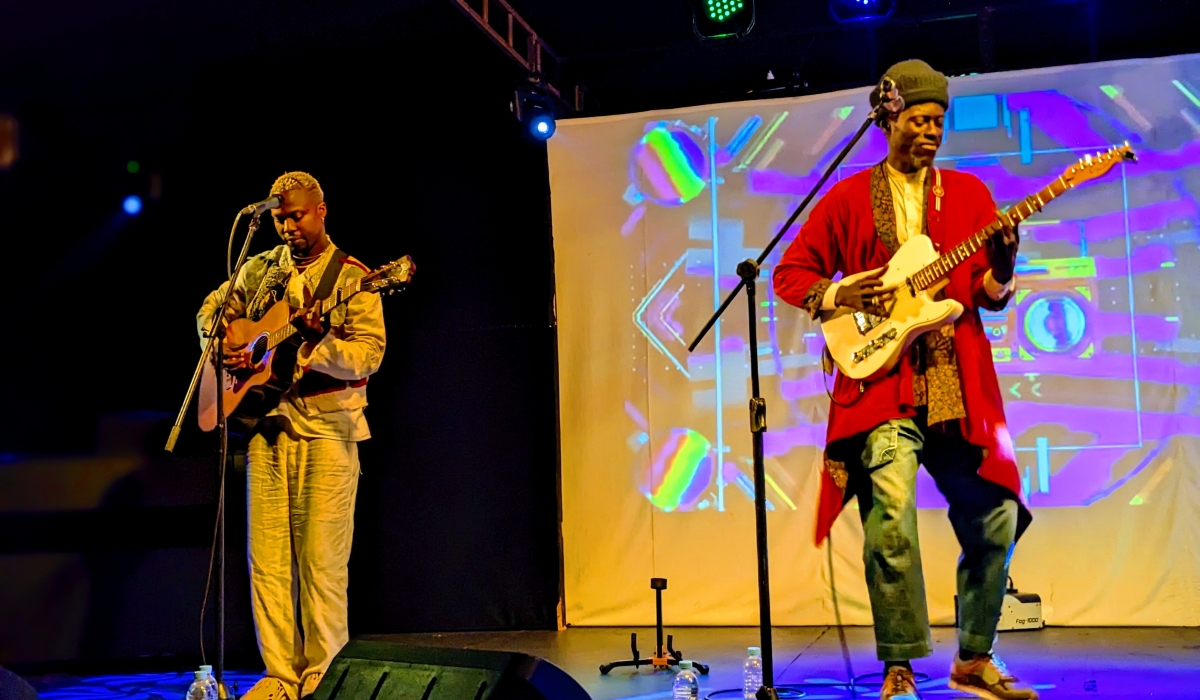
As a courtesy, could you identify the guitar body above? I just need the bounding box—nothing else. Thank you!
[198,300,300,433]
[820,235,964,381]
[816,143,1137,382]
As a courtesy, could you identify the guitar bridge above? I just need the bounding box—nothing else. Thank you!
[852,311,885,335]
[852,329,898,365]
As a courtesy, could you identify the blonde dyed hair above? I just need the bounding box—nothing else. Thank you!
[270,171,324,201]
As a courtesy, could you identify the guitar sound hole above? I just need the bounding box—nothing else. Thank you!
[250,336,269,365]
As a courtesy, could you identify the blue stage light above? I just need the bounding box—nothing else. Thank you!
[830,0,893,22]
[123,195,143,215]
[532,114,556,140]
[514,84,558,141]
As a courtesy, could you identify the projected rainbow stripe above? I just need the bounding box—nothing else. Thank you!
[643,428,714,511]
[632,125,708,206]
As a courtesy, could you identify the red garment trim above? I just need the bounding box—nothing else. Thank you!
[297,374,367,396]
[344,257,370,273]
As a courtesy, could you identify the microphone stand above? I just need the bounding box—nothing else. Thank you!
[166,211,265,698]
[686,98,887,700]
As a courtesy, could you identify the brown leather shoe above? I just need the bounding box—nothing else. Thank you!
[949,654,1039,700]
[880,666,921,700]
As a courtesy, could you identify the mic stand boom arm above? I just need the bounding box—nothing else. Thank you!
[686,100,886,700]
[165,212,262,452]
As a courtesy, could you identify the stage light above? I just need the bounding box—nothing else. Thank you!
[127,160,140,174]
[514,84,557,141]
[830,0,894,23]
[123,195,143,215]
[533,115,555,138]
[693,0,754,39]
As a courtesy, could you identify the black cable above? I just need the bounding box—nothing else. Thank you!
[199,210,244,664]
[198,455,227,665]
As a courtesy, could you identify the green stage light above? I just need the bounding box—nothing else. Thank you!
[694,0,753,37]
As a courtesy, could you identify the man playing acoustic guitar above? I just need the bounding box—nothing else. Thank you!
[197,171,385,700]
[774,61,1037,700]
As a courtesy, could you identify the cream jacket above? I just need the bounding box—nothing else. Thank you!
[196,242,386,441]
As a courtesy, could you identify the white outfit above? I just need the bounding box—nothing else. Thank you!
[197,242,385,699]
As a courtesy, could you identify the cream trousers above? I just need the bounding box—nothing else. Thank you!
[247,427,360,698]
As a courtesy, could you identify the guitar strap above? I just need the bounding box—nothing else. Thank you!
[312,247,348,303]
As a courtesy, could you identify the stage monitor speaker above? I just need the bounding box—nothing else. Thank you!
[314,641,592,700]
[0,667,38,700]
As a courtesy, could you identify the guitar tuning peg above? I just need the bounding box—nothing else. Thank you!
[1084,154,1093,164]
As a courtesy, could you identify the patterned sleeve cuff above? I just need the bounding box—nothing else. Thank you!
[983,269,1016,300]
[802,278,834,319]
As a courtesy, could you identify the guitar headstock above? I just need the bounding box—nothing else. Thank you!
[1063,142,1137,187]
[362,255,415,295]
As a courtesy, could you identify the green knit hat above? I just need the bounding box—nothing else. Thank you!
[870,59,949,115]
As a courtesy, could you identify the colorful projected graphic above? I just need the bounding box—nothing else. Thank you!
[630,123,710,206]
[641,428,715,511]
[1023,293,1088,353]
[596,56,1200,513]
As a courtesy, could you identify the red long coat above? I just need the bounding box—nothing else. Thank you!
[773,164,1030,545]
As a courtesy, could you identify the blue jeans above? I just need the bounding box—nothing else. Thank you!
[850,414,1018,661]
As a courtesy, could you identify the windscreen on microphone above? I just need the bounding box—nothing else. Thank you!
[241,194,284,216]
[871,76,906,126]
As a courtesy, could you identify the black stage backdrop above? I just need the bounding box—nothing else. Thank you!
[0,1,561,663]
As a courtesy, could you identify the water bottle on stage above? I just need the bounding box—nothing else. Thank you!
[198,666,218,700]
[186,671,209,700]
[742,647,763,700]
[672,660,700,700]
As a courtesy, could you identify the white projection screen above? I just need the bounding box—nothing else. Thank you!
[550,55,1200,627]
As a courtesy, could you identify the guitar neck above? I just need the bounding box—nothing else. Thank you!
[265,277,364,350]
[912,175,1069,291]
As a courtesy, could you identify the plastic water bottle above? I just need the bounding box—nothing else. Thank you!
[186,671,209,700]
[672,660,700,700]
[742,647,763,700]
[198,666,219,700]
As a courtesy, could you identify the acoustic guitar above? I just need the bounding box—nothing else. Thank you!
[821,144,1136,381]
[197,255,414,432]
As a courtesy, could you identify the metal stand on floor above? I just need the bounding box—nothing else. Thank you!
[600,578,709,675]
[686,80,900,700]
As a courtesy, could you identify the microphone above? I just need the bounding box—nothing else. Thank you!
[240,194,283,216]
[877,77,905,116]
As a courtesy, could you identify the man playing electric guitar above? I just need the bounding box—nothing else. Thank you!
[774,61,1037,700]
[196,171,385,700]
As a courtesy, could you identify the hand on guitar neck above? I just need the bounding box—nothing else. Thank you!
[986,208,1020,285]
[292,287,331,344]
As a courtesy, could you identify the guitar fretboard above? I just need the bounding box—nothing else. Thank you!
[910,175,1071,291]
[264,277,363,350]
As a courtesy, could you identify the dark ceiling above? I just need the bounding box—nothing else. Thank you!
[3,0,1198,122]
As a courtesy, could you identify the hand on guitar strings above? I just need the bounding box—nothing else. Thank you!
[987,209,1020,284]
[835,267,896,315]
[220,345,254,371]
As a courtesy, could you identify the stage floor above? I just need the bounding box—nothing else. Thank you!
[29,626,1200,700]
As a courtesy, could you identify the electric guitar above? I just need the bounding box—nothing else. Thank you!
[821,144,1136,381]
[197,255,414,432]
